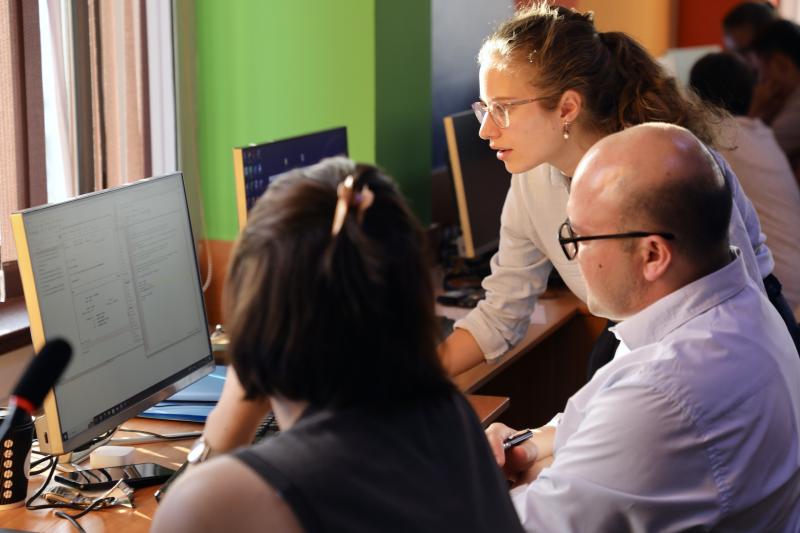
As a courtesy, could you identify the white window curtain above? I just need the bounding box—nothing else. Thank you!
[40,0,178,198]
[145,0,177,176]
[40,0,77,203]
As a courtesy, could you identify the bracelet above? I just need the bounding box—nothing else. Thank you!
[186,437,215,464]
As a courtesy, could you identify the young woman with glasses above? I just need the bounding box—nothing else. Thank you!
[438,2,800,378]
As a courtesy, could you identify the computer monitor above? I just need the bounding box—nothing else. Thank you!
[232,127,348,229]
[443,110,512,258]
[11,173,214,455]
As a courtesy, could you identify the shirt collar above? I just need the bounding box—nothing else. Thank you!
[611,248,750,350]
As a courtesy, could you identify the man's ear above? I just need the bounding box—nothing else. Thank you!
[558,90,583,124]
[641,236,672,282]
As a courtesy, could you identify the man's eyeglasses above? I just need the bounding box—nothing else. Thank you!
[558,219,675,261]
[471,98,547,129]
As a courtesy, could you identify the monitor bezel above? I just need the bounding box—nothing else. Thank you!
[11,172,214,455]
[232,126,348,230]
[443,110,508,258]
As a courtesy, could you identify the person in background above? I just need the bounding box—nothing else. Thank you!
[722,1,778,67]
[151,158,523,533]
[438,2,798,381]
[691,51,800,321]
[750,19,800,176]
[487,123,800,532]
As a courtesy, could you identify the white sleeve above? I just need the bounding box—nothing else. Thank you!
[455,174,552,360]
[510,384,718,532]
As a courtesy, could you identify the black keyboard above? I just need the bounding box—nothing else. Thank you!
[437,315,455,341]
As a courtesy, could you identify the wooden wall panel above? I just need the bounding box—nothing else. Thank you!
[197,239,234,328]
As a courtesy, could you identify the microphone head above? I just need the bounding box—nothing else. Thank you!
[12,338,72,411]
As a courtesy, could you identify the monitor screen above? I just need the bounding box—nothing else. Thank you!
[232,127,348,229]
[11,173,213,454]
[444,110,511,258]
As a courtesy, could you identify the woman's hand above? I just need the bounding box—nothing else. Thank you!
[203,366,271,453]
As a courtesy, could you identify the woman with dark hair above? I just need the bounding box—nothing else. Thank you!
[439,2,799,380]
[151,158,523,533]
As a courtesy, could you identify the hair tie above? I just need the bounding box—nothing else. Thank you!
[330,175,375,236]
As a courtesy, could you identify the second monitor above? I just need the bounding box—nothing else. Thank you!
[232,126,348,229]
[444,110,511,258]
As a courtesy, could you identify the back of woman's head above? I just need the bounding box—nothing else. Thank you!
[478,2,723,145]
[225,157,452,409]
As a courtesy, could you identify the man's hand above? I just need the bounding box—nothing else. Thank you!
[486,423,556,487]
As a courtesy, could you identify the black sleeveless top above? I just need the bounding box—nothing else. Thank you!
[234,392,523,533]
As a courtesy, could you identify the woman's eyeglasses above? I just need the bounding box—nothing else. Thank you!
[471,97,547,129]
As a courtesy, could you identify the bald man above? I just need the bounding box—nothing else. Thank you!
[487,124,800,531]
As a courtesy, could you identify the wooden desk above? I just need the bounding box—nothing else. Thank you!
[0,418,193,533]
[453,292,584,393]
[0,394,508,532]
[454,291,605,429]
[468,394,509,427]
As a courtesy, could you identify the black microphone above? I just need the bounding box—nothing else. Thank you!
[0,338,72,440]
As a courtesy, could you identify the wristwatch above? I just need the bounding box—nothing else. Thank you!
[187,437,214,464]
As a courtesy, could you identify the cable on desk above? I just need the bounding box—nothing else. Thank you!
[25,456,62,511]
[54,510,88,533]
[117,427,199,440]
[29,455,56,476]
[30,449,55,469]
[25,457,122,533]
[54,495,115,533]
[24,427,122,532]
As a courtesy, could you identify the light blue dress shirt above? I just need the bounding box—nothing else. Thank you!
[510,250,800,532]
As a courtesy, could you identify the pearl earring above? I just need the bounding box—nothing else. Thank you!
[562,122,571,140]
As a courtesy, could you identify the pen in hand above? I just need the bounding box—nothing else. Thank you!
[502,429,534,450]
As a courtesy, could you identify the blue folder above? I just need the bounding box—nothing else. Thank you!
[139,365,227,422]
[167,364,227,402]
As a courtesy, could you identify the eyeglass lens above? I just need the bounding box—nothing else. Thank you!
[559,221,578,259]
[472,102,509,128]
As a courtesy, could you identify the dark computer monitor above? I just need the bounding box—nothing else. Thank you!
[443,110,512,258]
[232,127,348,230]
[11,173,214,455]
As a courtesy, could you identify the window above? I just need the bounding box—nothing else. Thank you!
[0,0,46,270]
[1,0,178,306]
[1,0,180,346]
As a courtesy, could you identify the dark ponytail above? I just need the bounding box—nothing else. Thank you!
[224,157,451,408]
[479,2,725,146]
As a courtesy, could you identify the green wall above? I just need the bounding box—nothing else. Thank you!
[376,1,431,222]
[194,0,431,241]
